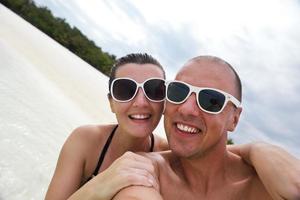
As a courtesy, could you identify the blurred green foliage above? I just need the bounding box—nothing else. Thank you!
[227,138,234,145]
[1,0,116,76]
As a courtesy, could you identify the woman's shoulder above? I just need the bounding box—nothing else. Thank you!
[63,124,117,151]
[70,124,116,140]
[60,124,118,172]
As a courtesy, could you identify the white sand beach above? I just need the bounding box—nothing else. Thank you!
[0,4,164,200]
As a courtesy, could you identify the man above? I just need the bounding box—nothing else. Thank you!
[113,55,300,199]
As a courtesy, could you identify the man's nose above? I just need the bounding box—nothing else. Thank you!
[177,93,200,116]
[132,88,149,106]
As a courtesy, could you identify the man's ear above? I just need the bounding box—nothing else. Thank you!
[108,94,115,113]
[228,107,242,132]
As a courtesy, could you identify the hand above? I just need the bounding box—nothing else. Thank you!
[69,151,159,200]
[227,142,254,164]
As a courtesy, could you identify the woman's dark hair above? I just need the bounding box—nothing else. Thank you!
[108,53,165,95]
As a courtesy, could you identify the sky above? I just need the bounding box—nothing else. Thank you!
[32,0,300,156]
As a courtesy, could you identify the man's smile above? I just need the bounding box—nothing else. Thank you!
[176,123,201,134]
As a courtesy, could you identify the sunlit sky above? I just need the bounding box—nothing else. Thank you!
[32,0,300,156]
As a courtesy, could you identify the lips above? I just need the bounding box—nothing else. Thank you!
[129,114,151,120]
[176,123,200,134]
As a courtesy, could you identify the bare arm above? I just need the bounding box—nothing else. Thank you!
[113,186,163,200]
[45,128,87,200]
[229,142,300,200]
[46,125,160,200]
[68,152,159,200]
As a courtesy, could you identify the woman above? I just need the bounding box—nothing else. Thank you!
[45,53,169,200]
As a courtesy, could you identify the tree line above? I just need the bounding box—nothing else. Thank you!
[1,0,116,76]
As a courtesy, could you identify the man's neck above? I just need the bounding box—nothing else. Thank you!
[176,137,230,193]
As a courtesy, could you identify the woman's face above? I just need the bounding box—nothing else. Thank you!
[109,63,165,138]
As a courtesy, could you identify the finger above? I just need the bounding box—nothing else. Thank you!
[227,143,253,164]
[227,144,242,155]
[120,165,157,181]
[116,155,157,178]
[122,151,154,165]
[112,153,150,170]
[115,152,159,186]
[119,168,157,188]
[129,168,159,192]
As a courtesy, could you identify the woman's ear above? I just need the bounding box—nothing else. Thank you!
[228,107,242,132]
[108,93,115,113]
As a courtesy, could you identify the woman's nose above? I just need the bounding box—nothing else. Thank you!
[132,88,149,107]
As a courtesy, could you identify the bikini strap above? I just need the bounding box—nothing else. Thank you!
[87,126,153,182]
[150,133,154,152]
[91,125,118,177]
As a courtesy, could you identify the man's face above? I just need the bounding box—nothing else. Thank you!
[164,58,242,159]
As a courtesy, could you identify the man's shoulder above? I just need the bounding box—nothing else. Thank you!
[246,174,273,200]
[227,151,256,178]
[227,151,272,199]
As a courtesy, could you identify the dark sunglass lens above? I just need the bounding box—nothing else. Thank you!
[167,82,190,103]
[144,79,165,101]
[112,79,137,101]
[199,89,225,112]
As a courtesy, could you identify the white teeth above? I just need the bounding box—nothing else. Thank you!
[176,123,199,134]
[130,114,150,119]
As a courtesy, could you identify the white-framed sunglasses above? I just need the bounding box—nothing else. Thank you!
[165,80,241,114]
[110,77,166,102]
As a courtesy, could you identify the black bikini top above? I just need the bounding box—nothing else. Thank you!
[86,125,154,182]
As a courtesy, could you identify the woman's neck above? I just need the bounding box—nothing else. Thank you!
[110,125,152,156]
